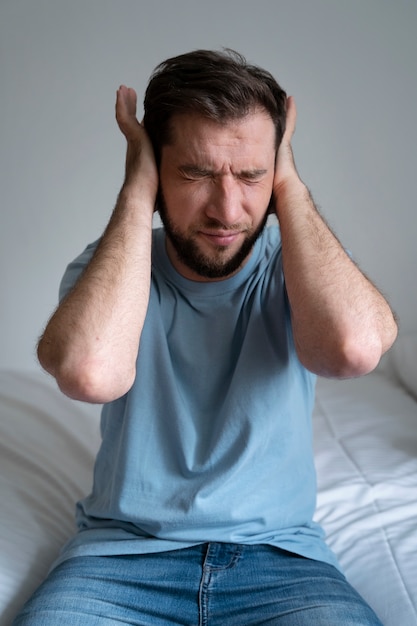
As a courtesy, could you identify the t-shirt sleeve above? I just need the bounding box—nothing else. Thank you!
[58,239,100,302]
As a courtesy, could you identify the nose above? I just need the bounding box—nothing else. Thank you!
[205,175,244,227]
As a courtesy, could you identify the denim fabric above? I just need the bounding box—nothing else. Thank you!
[13,543,382,625]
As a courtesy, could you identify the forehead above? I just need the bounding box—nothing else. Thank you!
[164,110,276,167]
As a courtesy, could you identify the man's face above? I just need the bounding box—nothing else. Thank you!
[158,110,276,282]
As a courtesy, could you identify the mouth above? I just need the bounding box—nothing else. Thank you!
[199,229,244,247]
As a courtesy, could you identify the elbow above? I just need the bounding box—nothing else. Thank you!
[296,332,388,379]
[295,304,399,379]
[57,362,136,404]
[37,339,135,403]
[60,365,136,404]
[330,312,399,378]
[328,338,382,379]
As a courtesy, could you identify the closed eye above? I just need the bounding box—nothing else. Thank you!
[179,166,212,180]
[178,165,268,183]
[238,169,268,183]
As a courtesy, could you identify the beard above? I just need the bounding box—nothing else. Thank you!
[157,189,269,279]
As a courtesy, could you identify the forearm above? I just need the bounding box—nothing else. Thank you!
[38,184,154,403]
[38,86,159,402]
[275,178,398,378]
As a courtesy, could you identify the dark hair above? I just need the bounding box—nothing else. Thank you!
[143,49,287,163]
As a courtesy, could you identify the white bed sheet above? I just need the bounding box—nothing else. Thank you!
[1,368,416,625]
[313,373,417,625]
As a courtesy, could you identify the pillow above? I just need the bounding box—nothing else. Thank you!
[389,332,417,400]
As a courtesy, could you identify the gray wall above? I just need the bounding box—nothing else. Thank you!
[1,0,416,370]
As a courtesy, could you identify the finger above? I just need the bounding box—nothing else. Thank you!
[126,87,137,116]
[284,96,297,141]
[115,86,127,119]
[116,86,137,115]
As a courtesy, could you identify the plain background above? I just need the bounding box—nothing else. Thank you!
[1,0,416,371]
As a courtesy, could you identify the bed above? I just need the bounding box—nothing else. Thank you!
[1,334,416,625]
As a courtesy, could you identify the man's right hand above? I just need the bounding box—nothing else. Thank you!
[116,86,144,140]
[116,85,158,199]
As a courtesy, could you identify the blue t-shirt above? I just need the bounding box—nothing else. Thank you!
[55,225,339,570]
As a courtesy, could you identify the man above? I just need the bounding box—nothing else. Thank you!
[15,49,397,625]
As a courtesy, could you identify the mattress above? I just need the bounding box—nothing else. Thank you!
[313,373,417,624]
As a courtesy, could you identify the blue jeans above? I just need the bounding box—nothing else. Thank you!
[13,543,382,625]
